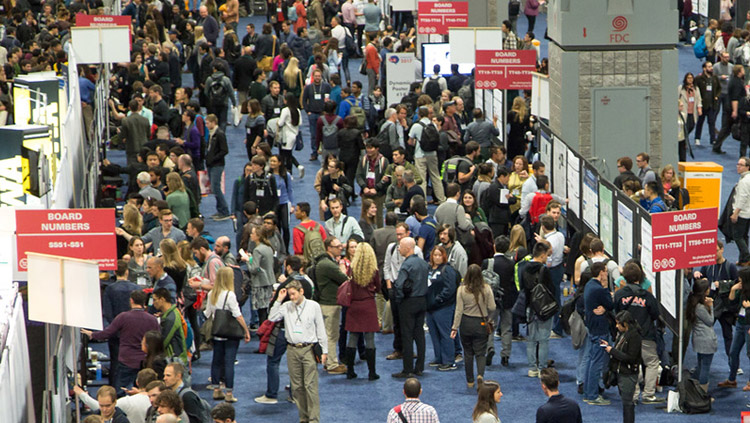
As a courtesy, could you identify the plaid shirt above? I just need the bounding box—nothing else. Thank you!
[503,31,518,50]
[387,399,440,423]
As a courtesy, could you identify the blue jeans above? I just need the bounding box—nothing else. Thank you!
[549,264,564,334]
[526,313,553,371]
[208,165,229,215]
[729,322,750,381]
[118,362,140,392]
[696,352,714,385]
[426,305,455,365]
[576,334,591,385]
[211,339,240,389]
[584,333,611,400]
[307,112,320,154]
[265,329,287,398]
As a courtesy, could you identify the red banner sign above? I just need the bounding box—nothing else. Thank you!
[16,209,117,271]
[651,208,718,272]
[475,50,537,90]
[417,1,468,35]
[76,14,132,47]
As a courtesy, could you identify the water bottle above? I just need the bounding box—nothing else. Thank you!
[95,363,102,381]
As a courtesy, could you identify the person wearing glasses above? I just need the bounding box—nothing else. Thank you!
[731,157,750,267]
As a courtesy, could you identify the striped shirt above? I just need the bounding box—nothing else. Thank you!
[387,399,440,423]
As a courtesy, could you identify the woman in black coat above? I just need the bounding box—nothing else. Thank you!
[601,311,642,423]
[337,115,365,191]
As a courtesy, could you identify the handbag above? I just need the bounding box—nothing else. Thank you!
[359,54,367,75]
[211,293,245,339]
[312,342,323,363]
[258,36,276,72]
[336,279,353,307]
[474,290,495,335]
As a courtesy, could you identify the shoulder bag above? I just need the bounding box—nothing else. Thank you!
[211,292,245,339]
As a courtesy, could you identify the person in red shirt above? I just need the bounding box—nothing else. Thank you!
[292,202,327,256]
[364,36,381,95]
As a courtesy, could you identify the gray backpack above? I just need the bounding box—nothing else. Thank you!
[178,386,212,423]
[321,115,342,150]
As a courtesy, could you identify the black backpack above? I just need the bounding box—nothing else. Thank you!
[508,0,521,16]
[579,258,612,289]
[678,378,711,414]
[417,121,440,152]
[424,76,442,101]
[528,268,559,321]
[209,77,228,108]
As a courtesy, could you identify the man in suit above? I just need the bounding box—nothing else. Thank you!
[233,46,257,105]
[536,368,582,423]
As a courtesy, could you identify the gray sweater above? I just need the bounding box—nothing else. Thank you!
[248,243,275,287]
[691,304,717,354]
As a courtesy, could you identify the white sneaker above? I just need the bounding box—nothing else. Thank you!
[298,165,305,179]
[695,139,701,146]
[739,368,745,375]
[254,395,278,404]
[528,369,540,378]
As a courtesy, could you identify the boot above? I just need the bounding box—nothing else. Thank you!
[366,348,380,380]
[345,347,358,379]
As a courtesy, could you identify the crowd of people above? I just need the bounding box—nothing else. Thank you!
[1,0,743,422]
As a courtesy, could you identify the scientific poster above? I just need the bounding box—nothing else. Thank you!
[493,89,504,143]
[567,151,580,218]
[582,167,598,232]
[641,217,654,283]
[659,269,677,321]
[599,183,614,255]
[540,134,551,169]
[552,136,567,200]
[617,202,634,266]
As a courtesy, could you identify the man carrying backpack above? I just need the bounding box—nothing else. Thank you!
[483,235,517,367]
[409,106,446,204]
[316,102,343,159]
[243,156,279,216]
[582,261,614,406]
[292,202,328,259]
[337,86,365,128]
[164,362,213,423]
[522,241,556,378]
[422,64,447,102]
[302,68,332,156]
[443,141,479,193]
[204,63,237,132]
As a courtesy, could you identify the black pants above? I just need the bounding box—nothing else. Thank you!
[276,202,290,253]
[618,372,637,423]
[714,96,733,150]
[526,14,536,32]
[741,123,750,157]
[718,312,735,357]
[460,315,489,383]
[389,288,402,352]
[108,337,120,388]
[398,296,426,374]
[185,305,201,350]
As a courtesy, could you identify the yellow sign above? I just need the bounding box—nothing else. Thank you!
[678,162,723,216]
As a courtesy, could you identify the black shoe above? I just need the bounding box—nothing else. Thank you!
[191,353,201,362]
[547,360,555,368]
[391,372,414,379]
[578,383,584,395]
[501,357,509,367]
[713,148,726,154]
[486,349,495,366]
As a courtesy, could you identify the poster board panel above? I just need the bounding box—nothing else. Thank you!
[449,28,475,64]
[599,181,615,257]
[567,150,581,219]
[582,165,599,233]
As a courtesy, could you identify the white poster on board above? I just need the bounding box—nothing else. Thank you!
[567,151,580,217]
[599,183,614,255]
[449,28,475,64]
[659,269,677,320]
[641,217,654,283]
[540,136,551,169]
[553,136,567,198]
[617,202,634,266]
[386,53,417,105]
[391,0,415,11]
[692,0,708,17]
[484,90,493,121]
[582,168,598,232]
[492,89,504,143]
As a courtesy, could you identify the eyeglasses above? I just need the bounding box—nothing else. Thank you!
[738,163,748,167]
[331,244,343,249]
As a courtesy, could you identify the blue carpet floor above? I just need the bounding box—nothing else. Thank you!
[100,12,750,422]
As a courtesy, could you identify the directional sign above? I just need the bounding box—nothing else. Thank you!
[475,50,537,90]
[651,208,718,272]
[417,1,468,35]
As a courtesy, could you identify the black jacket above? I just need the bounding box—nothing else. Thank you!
[233,54,257,91]
[100,407,130,423]
[485,253,517,309]
[482,179,516,226]
[613,283,659,341]
[205,128,228,167]
[426,263,458,311]
[151,99,170,126]
[613,170,639,190]
[608,327,642,375]
[244,172,279,215]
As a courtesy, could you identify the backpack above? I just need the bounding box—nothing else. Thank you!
[344,27,358,57]
[321,115,342,150]
[529,192,553,224]
[376,121,395,159]
[227,264,249,307]
[568,307,587,349]
[424,75,442,101]
[525,265,558,320]
[417,121,440,152]
[209,77,228,108]
[287,5,298,21]
[345,98,366,128]
[482,258,504,306]
[471,221,495,265]
[693,34,708,59]
[678,378,711,414]
[579,258,612,290]
[508,0,521,16]
[297,222,326,264]
[442,155,474,184]
[457,83,474,110]
[177,386,213,423]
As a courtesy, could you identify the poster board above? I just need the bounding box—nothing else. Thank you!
[566,150,581,219]
[617,197,636,266]
[391,0,416,11]
[531,72,550,120]
[539,132,551,169]
[582,165,599,233]
[641,214,654,283]
[386,53,417,104]
[657,269,678,332]
[483,90,493,121]
[552,136,567,199]
[599,181,615,256]
[448,27,503,64]
[71,26,130,64]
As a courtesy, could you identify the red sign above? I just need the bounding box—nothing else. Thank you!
[417,1,468,35]
[76,14,132,47]
[475,50,537,90]
[16,209,117,271]
[651,208,718,272]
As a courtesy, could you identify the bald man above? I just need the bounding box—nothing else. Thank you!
[146,257,177,302]
[391,237,431,378]
[214,236,238,266]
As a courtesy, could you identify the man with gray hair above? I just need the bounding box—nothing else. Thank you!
[400,169,425,215]
[392,236,430,378]
[385,165,407,212]
[379,107,401,156]
[137,171,163,200]
[177,154,200,204]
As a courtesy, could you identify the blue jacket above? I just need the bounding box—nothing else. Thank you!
[536,394,583,423]
[395,254,430,302]
[426,264,458,311]
[583,278,613,337]
[337,95,360,119]
[640,196,667,213]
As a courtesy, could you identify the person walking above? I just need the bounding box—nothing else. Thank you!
[426,245,458,372]
[243,225,276,324]
[522,242,556,379]
[694,61,721,146]
[204,267,251,402]
[451,264,496,388]
[343,242,382,380]
[472,380,503,423]
[205,114,231,220]
[686,278,717,394]
[277,92,302,171]
[524,0,540,32]
[678,72,702,144]
[731,157,750,267]
[600,311,642,423]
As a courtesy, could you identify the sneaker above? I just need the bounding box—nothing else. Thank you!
[391,371,414,379]
[585,396,611,406]
[386,351,402,360]
[428,361,441,367]
[327,364,347,374]
[438,364,458,371]
[577,383,584,395]
[695,138,701,146]
[455,354,463,363]
[211,213,232,221]
[550,332,563,339]
[224,392,238,403]
[528,369,540,378]
[739,368,745,375]
[641,396,665,404]
[297,165,305,179]
[254,395,278,404]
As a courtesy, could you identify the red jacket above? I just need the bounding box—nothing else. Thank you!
[365,43,380,73]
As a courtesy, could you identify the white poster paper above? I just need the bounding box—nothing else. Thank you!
[552,136,567,199]
[540,135,551,169]
[582,168,599,232]
[391,0,416,11]
[599,183,614,255]
[567,151,580,218]
[641,217,654,283]
[484,90,493,120]
[659,269,677,321]
[500,188,509,204]
[385,53,417,105]
[692,0,708,17]
[617,202,634,266]
[449,28,475,64]
[493,89,504,143]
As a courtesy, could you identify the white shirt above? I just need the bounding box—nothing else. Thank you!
[544,230,565,267]
[278,107,300,150]
[268,298,328,351]
[331,24,347,50]
[79,391,151,423]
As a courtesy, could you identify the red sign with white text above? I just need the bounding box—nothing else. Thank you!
[475,50,537,90]
[76,14,132,47]
[16,209,117,271]
[417,1,468,35]
[651,208,718,272]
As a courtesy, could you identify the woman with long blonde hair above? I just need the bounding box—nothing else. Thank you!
[165,172,190,229]
[283,56,303,100]
[204,267,250,402]
[122,204,143,235]
[507,96,531,159]
[344,242,381,380]
[160,238,187,292]
[508,224,528,259]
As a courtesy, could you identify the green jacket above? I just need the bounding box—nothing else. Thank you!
[314,255,349,306]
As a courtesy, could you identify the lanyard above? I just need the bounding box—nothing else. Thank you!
[294,301,307,323]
